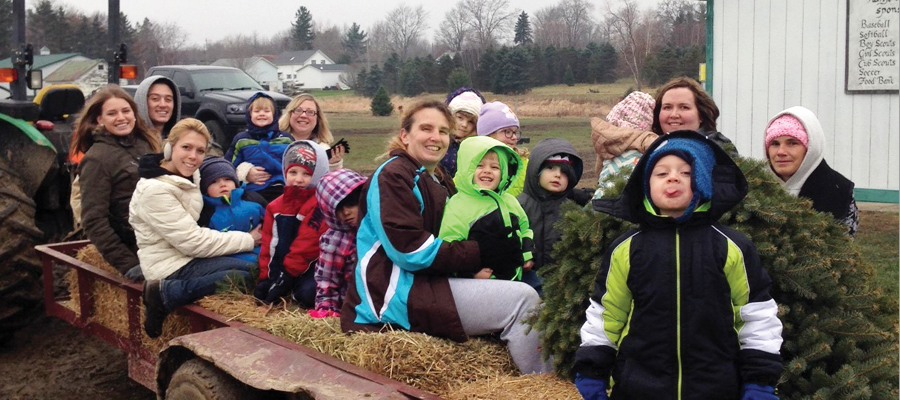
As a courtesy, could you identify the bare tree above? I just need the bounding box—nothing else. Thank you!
[605,0,656,90]
[655,0,706,47]
[533,6,566,48]
[313,24,343,61]
[437,3,468,52]
[463,0,515,50]
[153,22,187,65]
[381,4,428,61]
[560,0,595,48]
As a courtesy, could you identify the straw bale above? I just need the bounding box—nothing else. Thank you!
[344,330,518,396]
[198,294,522,397]
[69,245,128,335]
[447,373,580,400]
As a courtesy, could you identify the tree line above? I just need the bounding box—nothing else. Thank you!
[1,0,706,90]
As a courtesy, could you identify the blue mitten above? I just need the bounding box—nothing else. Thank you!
[574,373,608,400]
[742,383,778,400]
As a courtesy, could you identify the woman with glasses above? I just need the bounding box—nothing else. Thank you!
[477,101,529,196]
[279,93,346,170]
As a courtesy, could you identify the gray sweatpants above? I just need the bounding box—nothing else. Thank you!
[448,278,553,374]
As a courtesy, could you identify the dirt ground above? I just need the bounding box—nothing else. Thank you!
[0,314,154,400]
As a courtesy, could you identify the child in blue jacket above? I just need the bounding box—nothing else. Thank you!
[197,157,267,264]
[225,92,293,202]
[575,131,783,400]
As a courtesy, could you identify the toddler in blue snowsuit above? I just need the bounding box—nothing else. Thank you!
[197,156,267,264]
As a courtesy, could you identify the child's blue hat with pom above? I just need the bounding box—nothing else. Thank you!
[643,137,716,221]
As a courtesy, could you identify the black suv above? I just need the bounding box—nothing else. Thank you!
[136,65,291,148]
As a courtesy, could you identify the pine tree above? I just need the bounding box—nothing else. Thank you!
[446,68,471,92]
[370,85,393,116]
[364,65,383,98]
[382,53,402,94]
[291,6,315,50]
[596,42,618,83]
[355,68,368,96]
[563,64,575,86]
[492,46,532,94]
[513,11,533,46]
[532,158,899,399]
[474,49,496,91]
[399,59,425,97]
[341,22,367,64]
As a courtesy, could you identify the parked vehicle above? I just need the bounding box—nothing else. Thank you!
[37,240,443,400]
[126,65,291,149]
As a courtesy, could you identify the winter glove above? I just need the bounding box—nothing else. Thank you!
[470,226,523,279]
[574,374,608,400]
[124,265,144,282]
[741,383,778,400]
[308,308,340,318]
[263,270,298,304]
[253,278,273,302]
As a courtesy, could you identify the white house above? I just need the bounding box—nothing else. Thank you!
[43,59,109,97]
[0,52,88,98]
[210,56,279,91]
[294,64,352,90]
[709,0,899,202]
[273,50,352,89]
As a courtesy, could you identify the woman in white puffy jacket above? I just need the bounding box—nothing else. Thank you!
[129,118,262,338]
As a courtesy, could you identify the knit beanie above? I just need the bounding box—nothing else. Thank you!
[448,90,484,117]
[477,101,519,136]
[765,114,808,149]
[643,137,716,221]
[199,157,239,195]
[541,154,576,183]
[607,91,655,130]
[282,141,318,175]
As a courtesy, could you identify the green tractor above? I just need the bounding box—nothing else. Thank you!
[0,0,88,343]
[0,82,86,345]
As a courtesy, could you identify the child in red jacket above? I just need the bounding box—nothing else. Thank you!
[253,140,329,306]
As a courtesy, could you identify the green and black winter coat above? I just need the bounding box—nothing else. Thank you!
[438,136,534,280]
[574,131,784,400]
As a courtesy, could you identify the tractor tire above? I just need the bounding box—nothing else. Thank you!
[203,120,226,158]
[165,358,257,400]
[0,159,45,345]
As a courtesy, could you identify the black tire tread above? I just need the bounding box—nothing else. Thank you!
[165,358,256,400]
[0,158,43,346]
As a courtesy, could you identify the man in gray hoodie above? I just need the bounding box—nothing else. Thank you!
[134,75,181,138]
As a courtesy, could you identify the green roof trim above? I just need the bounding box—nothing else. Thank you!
[0,53,81,70]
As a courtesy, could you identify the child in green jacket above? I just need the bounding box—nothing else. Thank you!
[439,136,534,281]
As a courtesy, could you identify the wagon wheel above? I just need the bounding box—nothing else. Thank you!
[165,358,258,400]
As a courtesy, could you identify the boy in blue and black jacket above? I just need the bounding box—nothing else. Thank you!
[197,156,267,264]
[224,92,293,202]
[574,131,784,400]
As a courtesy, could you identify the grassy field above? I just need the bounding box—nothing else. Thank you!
[855,211,900,300]
[330,115,597,181]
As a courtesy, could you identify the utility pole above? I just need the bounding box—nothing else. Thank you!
[10,0,27,100]
[107,0,121,83]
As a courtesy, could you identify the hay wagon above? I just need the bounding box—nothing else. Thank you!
[36,240,443,400]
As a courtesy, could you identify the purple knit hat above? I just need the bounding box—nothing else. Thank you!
[607,92,655,130]
[765,114,808,149]
[477,101,519,136]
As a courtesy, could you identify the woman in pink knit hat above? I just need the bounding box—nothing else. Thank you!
[590,91,657,198]
[764,106,858,236]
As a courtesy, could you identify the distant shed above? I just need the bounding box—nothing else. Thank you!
[708,0,899,201]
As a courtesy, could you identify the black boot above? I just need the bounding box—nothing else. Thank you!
[142,280,168,338]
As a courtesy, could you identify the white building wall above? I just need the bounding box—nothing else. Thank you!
[712,0,899,191]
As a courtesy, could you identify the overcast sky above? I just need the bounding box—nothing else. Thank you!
[38,0,665,46]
